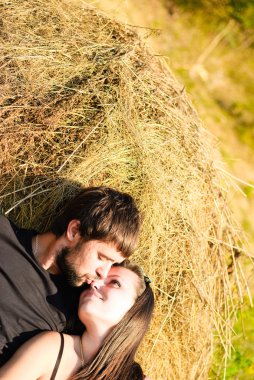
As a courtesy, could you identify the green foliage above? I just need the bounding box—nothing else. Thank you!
[226,306,254,379]
[230,0,254,29]
[165,0,254,29]
[243,185,254,199]
[211,305,254,379]
[226,350,252,378]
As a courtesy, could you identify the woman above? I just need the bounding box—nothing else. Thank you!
[0,261,154,380]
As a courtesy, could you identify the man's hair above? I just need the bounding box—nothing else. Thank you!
[71,260,154,380]
[50,186,140,257]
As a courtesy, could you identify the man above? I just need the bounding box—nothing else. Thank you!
[0,186,140,365]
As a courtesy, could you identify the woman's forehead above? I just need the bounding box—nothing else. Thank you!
[109,266,139,284]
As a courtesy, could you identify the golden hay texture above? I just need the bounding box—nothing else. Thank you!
[0,0,248,379]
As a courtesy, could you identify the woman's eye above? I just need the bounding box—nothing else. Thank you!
[110,279,121,287]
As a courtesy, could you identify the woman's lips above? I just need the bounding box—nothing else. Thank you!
[81,288,103,301]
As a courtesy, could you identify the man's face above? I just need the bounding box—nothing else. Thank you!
[56,240,124,287]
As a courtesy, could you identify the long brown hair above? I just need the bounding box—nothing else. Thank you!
[71,261,154,380]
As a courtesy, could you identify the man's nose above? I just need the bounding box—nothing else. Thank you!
[91,278,104,289]
[96,262,112,279]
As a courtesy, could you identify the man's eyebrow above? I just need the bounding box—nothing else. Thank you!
[98,252,115,262]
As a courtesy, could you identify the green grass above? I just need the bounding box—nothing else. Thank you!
[210,303,254,379]
[226,305,254,379]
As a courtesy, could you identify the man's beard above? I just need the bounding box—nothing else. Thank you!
[56,246,84,287]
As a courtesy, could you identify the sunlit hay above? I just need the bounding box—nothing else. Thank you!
[0,1,248,379]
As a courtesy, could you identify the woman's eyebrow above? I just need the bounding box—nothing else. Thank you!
[107,274,121,278]
[107,274,126,284]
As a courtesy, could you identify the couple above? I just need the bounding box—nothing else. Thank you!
[0,187,154,379]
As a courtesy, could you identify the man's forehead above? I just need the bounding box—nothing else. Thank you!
[99,241,124,259]
[106,250,124,263]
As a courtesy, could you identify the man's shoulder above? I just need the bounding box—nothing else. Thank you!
[0,215,35,255]
[0,214,12,234]
[0,215,23,236]
[0,214,9,224]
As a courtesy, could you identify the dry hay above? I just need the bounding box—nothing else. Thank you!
[0,1,249,379]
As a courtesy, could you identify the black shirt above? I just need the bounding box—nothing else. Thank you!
[0,215,80,366]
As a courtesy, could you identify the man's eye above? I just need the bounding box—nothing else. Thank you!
[110,279,121,287]
[98,254,107,262]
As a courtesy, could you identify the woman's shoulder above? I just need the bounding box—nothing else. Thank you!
[0,331,67,380]
[29,331,65,347]
[36,330,63,339]
[8,331,65,366]
[35,332,79,354]
[21,332,77,377]
[33,331,76,344]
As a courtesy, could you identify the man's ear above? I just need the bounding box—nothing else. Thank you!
[66,219,81,245]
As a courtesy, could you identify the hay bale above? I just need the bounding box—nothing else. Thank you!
[0,0,246,378]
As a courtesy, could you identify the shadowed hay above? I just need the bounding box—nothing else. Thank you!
[0,1,248,379]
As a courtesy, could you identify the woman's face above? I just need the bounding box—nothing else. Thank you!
[78,266,140,329]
